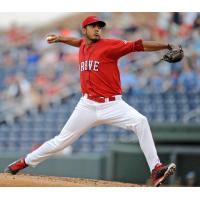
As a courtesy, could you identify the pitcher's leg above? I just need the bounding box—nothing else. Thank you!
[25,99,97,167]
[104,100,160,171]
[132,115,160,171]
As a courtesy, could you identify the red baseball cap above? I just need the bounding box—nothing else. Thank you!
[82,16,106,28]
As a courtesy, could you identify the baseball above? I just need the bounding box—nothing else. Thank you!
[46,35,55,41]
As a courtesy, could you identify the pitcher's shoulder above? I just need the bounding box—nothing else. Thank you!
[100,38,121,45]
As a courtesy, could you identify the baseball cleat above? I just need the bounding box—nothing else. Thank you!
[4,158,28,175]
[151,163,176,187]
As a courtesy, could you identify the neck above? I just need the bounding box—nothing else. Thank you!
[86,39,93,46]
[85,37,99,47]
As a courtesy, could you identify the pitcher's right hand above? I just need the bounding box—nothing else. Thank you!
[46,35,60,43]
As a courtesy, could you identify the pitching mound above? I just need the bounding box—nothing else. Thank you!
[0,173,142,187]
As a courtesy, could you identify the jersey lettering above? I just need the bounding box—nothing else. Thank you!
[80,62,85,71]
[80,60,100,72]
[93,61,100,71]
[88,60,93,70]
[84,60,88,70]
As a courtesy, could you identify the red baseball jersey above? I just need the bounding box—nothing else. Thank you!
[79,38,144,98]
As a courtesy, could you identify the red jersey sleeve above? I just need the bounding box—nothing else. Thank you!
[79,38,85,46]
[106,39,144,60]
[133,39,144,52]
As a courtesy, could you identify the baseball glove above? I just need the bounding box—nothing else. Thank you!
[162,45,184,63]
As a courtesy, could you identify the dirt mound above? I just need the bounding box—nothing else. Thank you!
[0,173,142,187]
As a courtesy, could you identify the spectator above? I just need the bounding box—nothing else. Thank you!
[178,58,196,92]
[183,171,198,186]
[120,66,137,95]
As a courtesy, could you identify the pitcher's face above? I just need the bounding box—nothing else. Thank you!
[82,22,102,42]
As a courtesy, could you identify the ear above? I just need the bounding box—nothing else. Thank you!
[82,28,86,35]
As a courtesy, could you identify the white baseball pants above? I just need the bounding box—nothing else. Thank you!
[25,96,160,171]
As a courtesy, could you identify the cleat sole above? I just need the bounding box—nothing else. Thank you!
[156,163,176,187]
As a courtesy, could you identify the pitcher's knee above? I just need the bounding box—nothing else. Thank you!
[46,135,68,152]
[49,130,79,152]
[138,115,149,125]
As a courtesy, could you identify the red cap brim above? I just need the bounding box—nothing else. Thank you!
[82,16,106,28]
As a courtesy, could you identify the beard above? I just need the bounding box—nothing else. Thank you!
[90,38,99,42]
[86,32,100,43]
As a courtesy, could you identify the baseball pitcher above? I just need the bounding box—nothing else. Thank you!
[4,16,183,186]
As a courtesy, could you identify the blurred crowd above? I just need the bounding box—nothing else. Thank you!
[0,12,200,123]
[0,20,80,123]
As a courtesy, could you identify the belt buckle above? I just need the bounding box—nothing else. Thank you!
[104,97,109,102]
